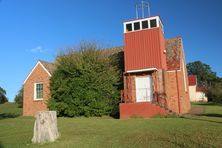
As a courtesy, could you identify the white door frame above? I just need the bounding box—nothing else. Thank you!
[135,76,153,102]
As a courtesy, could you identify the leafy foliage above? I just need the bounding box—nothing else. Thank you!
[207,82,222,103]
[14,86,23,108]
[186,61,219,88]
[48,43,121,117]
[187,61,222,102]
[0,86,8,104]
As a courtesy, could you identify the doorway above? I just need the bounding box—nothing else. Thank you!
[135,76,153,102]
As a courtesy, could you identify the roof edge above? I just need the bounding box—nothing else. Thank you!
[23,60,52,84]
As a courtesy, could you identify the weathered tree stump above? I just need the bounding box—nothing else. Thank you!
[32,111,60,143]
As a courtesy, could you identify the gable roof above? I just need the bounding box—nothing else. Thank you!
[39,60,56,75]
[165,37,182,70]
[188,75,197,86]
[24,60,56,84]
[196,87,207,92]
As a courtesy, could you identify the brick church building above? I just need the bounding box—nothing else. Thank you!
[23,15,191,117]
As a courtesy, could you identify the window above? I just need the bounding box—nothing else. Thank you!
[126,23,132,32]
[150,19,157,28]
[124,17,161,33]
[142,20,149,29]
[134,22,140,30]
[34,83,43,100]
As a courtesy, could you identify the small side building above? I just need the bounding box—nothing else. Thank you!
[23,60,55,116]
[188,75,208,102]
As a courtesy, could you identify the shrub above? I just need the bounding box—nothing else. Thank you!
[48,43,121,117]
[207,82,222,103]
[14,86,23,108]
[0,86,8,104]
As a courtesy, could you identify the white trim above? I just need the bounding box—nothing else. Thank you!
[167,69,181,73]
[167,70,176,73]
[182,58,187,92]
[34,82,43,101]
[24,61,52,84]
[180,39,188,92]
[123,16,163,33]
[39,62,52,77]
[126,68,157,73]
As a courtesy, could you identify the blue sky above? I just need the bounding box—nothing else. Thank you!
[0,0,221,102]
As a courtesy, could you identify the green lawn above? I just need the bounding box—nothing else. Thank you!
[0,103,22,119]
[0,102,222,148]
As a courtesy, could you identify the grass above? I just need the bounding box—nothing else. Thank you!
[0,102,222,148]
[192,102,222,116]
[0,102,22,119]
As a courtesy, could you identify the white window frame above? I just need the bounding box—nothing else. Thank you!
[149,18,157,28]
[123,16,163,33]
[141,20,149,30]
[34,83,43,101]
[125,23,133,33]
[133,21,141,31]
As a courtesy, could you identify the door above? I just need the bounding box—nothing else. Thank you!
[135,76,152,102]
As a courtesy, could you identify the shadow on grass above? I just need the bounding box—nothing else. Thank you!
[0,141,3,148]
[199,113,222,118]
[0,113,20,120]
[189,106,205,115]
[193,102,222,106]
[183,116,222,124]
[185,106,222,124]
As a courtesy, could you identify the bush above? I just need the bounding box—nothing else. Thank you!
[48,43,121,117]
[207,82,222,103]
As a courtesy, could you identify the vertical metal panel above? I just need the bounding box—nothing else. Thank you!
[159,30,167,69]
[124,28,166,71]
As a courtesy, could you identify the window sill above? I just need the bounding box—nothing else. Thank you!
[33,99,44,101]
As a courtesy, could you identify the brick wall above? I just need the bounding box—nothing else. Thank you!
[164,71,180,113]
[23,64,51,116]
[164,50,191,114]
[120,102,167,119]
[178,50,190,113]
[123,74,136,103]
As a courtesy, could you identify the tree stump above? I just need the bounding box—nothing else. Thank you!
[32,111,60,143]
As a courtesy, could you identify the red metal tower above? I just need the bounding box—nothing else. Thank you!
[124,16,167,72]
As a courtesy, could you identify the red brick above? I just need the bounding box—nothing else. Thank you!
[23,64,51,116]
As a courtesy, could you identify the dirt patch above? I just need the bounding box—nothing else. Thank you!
[189,107,205,115]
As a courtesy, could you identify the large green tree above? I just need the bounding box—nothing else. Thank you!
[14,86,23,108]
[186,61,219,88]
[187,61,222,102]
[0,86,8,104]
[48,43,121,117]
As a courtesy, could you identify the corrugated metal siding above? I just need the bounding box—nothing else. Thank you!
[124,28,166,71]
[159,30,167,69]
